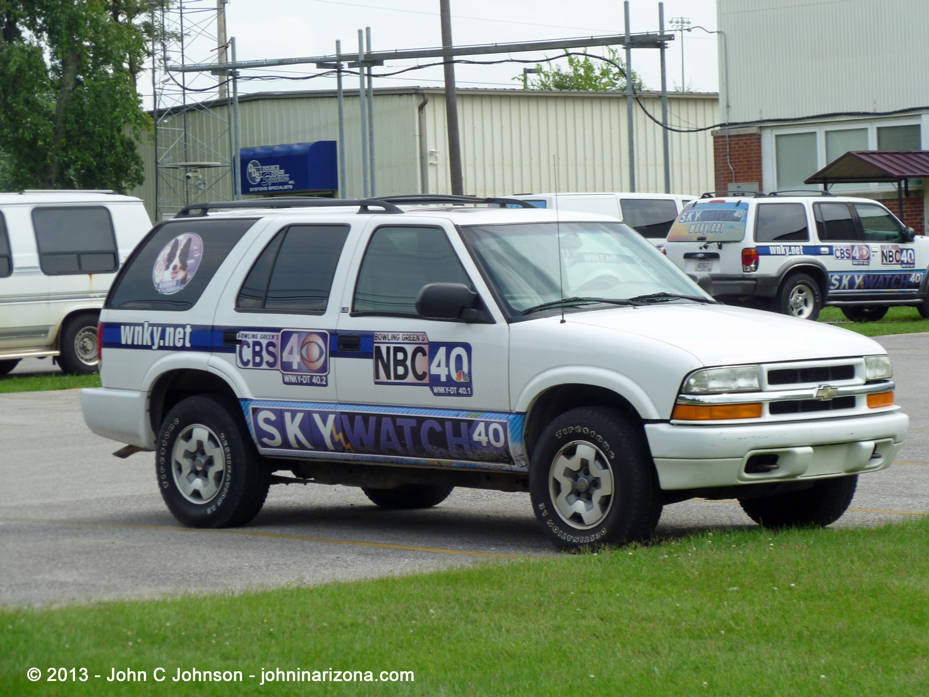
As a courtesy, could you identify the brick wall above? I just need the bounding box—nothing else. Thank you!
[713,130,762,194]
[898,195,926,235]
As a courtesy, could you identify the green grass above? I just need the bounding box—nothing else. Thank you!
[819,305,929,336]
[0,372,100,394]
[3,518,928,697]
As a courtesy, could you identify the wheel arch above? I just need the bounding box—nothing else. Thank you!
[55,308,100,350]
[149,368,241,437]
[775,261,827,297]
[522,383,648,463]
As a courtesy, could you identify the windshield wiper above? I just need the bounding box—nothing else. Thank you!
[626,292,715,304]
[522,296,635,316]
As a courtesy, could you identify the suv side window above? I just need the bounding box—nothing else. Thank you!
[0,213,11,278]
[853,203,905,243]
[353,226,471,316]
[814,203,859,242]
[754,203,809,242]
[619,199,680,239]
[108,218,256,311]
[33,207,118,275]
[237,224,349,314]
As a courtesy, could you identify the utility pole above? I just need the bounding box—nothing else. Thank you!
[670,16,691,91]
[440,0,463,195]
[216,1,228,99]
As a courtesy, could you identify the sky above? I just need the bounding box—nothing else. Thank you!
[153,0,719,105]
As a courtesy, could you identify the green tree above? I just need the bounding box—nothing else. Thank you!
[0,0,153,192]
[520,48,644,91]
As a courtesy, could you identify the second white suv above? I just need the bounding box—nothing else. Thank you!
[663,193,929,321]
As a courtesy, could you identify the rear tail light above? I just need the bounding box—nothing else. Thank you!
[97,321,103,365]
[742,248,759,272]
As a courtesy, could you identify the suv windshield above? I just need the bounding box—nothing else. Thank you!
[461,221,706,316]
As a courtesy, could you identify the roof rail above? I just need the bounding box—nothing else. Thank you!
[19,189,116,195]
[175,197,403,217]
[767,189,834,197]
[375,194,537,208]
[699,190,766,198]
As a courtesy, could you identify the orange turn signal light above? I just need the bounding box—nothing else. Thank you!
[672,403,763,421]
[867,391,894,408]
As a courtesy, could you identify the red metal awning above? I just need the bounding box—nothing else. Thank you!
[805,150,929,185]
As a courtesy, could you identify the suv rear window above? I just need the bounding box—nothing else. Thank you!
[814,203,858,241]
[754,203,809,242]
[237,224,350,314]
[620,199,680,239]
[33,207,118,275]
[666,200,748,243]
[108,218,256,311]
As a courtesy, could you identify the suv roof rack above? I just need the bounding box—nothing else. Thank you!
[699,190,766,198]
[374,194,537,208]
[176,197,404,217]
[767,190,834,197]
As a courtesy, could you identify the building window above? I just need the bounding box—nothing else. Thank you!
[826,128,867,163]
[877,125,921,150]
[775,133,817,191]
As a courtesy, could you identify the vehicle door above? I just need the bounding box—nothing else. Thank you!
[0,208,52,354]
[211,220,352,411]
[852,201,924,295]
[813,201,869,299]
[333,222,517,468]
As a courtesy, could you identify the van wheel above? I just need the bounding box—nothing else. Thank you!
[775,274,821,320]
[529,407,661,551]
[738,475,857,529]
[0,359,20,376]
[58,314,99,374]
[362,484,455,509]
[841,306,888,323]
[157,394,270,528]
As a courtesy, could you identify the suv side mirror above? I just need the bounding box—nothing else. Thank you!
[416,283,491,323]
[903,227,916,242]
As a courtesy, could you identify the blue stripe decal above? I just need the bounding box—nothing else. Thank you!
[242,399,528,471]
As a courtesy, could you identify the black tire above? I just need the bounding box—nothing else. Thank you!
[918,297,929,320]
[57,314,99,374]
[738,475,858,529]
[841,305,888,323]
[529,407,661,551]
[775,273,822,321]
[156,394,270,528]
[0,359,20,376]
[362,484,455,509]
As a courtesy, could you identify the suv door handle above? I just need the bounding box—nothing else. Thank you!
[337,334,361,352]
[222,330,242,347]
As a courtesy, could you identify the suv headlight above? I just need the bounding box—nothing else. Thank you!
[865,355,893,381]
[682,366,761,394]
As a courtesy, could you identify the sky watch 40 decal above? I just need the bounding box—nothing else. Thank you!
[373,332,472,396]
[235,329,329,386]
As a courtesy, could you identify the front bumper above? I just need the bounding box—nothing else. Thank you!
[645,410,908,490]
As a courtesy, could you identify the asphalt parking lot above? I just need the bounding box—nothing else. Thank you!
[1,334,926,607]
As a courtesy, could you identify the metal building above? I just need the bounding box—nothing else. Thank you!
[132,87,718,220]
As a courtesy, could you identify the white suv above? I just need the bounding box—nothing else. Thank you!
[80,195,908,550]
[663,193,929,321]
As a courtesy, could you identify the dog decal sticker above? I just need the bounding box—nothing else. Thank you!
[152,233,203,295]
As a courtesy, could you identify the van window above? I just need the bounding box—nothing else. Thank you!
[237,224,350,313]
[0,213,10,278]
[108,218,256,311]
[754,204,809,242]
[353,226,471,316]
[33,207,118,275]
[620,199,680,239]
[814,203,858,241]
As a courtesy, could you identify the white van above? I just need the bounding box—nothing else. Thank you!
[511,192,696,247]
[0,190,152,375]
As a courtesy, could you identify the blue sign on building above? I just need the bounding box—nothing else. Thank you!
[239,141,338,195]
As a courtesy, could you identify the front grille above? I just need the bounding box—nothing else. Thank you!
[769,396,856,415]
[767,364,855,386]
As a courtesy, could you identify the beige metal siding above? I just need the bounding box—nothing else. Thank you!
[426,90,717,198]
[719,0,929,123]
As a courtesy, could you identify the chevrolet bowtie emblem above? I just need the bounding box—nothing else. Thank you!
[814,384,839,401]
